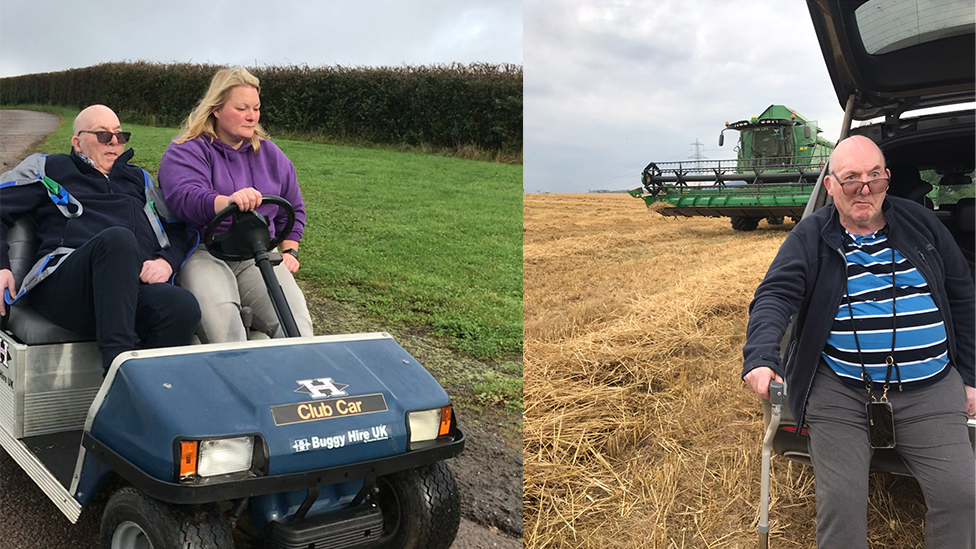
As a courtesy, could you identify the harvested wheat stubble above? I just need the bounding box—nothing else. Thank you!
[524,194,929,549]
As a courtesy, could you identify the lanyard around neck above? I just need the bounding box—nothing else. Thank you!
[843,243,901,401]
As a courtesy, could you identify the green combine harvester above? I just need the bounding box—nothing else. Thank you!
[630,105,835,231]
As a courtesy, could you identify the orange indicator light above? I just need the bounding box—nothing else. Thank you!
[439,406,453,436]
[179,441,199,479]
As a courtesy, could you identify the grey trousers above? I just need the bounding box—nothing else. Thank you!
[176,248,314,343]
[805,362,975,549]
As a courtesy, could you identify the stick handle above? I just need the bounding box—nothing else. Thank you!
[768,380,784,406]
[759,380,784,545]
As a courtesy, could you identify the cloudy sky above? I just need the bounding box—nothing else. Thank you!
[525,0,846,193]
[0,0,522,77]
[0,0,859,195]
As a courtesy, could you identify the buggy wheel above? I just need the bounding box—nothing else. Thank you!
[730,216,761,231]
[375,461,461,549]
[100,487,232,549]
[765,216,784,225]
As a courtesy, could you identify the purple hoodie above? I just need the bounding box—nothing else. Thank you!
[158,136,306,242]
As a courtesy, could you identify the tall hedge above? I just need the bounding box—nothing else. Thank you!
[0,62,522,153]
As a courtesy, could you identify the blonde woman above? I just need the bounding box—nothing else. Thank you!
[158,67,313,343]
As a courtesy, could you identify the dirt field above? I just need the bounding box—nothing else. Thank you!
[523,193,930,548]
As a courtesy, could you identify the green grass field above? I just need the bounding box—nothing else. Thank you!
[14,105,522,360]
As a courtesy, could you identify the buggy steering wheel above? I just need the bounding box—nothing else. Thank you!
[204,195,296,262]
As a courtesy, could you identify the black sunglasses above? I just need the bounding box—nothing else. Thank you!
[77,130,131,144]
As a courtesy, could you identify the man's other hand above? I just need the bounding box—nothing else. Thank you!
[744,366,783,400]
[966,385,975,418]
[140,258,173,284]
[0,269,15,317]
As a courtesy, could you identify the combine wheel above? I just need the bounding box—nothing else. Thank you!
[730,216,761,232]
[765,216,784,225]
[791,216,802,223]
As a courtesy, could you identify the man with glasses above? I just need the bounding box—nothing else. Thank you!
[0,104,200,372]
[741,135,975,548]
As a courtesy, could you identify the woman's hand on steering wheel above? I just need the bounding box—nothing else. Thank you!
[204,195,296,262]
[217,188,263,214]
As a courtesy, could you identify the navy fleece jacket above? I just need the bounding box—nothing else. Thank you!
[742,195,975,428]
[0,148,195,274]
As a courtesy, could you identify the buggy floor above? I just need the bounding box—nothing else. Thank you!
[21,430,83,489]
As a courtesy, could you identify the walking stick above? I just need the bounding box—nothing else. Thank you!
[759,380,784,549]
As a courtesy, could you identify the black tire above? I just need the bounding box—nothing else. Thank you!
[765,216,784,225]
[730,216,761,231]
[790,215,802,223]
[100,487,232,549]
[374,461,461,549]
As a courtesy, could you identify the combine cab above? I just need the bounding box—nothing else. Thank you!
[630,105,834,231]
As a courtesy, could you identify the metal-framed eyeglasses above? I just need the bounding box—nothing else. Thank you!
[830,172,889,196]
[77,130,131,144]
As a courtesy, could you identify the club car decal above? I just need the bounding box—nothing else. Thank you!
[270,393,389,426]
[291,424,391,453]
[294,377,349,399]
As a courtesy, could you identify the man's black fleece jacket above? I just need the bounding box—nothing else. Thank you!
[741,195,975,428]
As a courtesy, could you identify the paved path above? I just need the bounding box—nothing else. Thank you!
[0,108,521,549]
[0,109,61,171]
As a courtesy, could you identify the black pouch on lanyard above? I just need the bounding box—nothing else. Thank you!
[867,400,895,449]
[848,245,900,451]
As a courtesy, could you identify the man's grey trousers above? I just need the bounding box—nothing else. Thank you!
[805,362,975,548]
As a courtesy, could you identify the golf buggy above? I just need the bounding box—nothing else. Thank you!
[756,0,976,544]
[0,194,465,548]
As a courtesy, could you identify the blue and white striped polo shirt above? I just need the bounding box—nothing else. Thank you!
[822,228,949,387]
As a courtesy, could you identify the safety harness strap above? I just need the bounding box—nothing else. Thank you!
[0,154,84,218]
[4,247,76,306]
[142,170,170,250]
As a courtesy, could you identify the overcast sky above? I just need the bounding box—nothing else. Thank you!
[0,0,522,77]
[525,0,845,193]
[0,1,852,195]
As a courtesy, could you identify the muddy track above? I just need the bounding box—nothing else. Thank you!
[0,109,522,548]
[306,296,524,538]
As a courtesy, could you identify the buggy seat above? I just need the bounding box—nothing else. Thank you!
[3,216,89,345]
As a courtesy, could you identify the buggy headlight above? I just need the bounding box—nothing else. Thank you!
[179,436,254,479]
[198,436,253,477]
[407,406,453,449]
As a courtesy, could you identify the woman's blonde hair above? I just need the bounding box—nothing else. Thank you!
[175,66,269,150]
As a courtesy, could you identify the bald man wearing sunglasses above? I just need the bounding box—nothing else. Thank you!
[0,105,200,373]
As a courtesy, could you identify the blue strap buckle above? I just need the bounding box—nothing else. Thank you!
[49,187,70,206]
